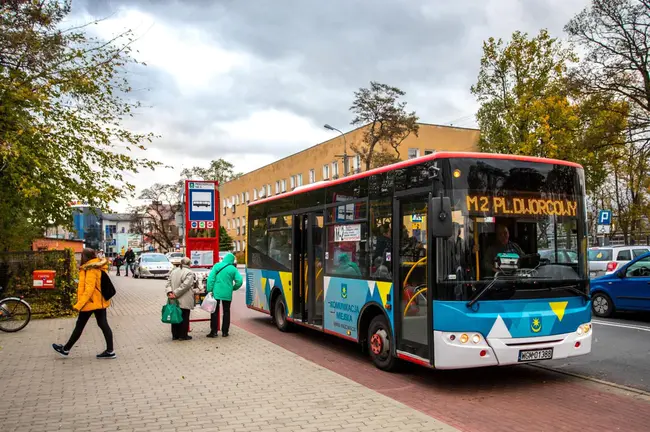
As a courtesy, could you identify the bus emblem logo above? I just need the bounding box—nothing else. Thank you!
[531,317,542,333]
[341,284,348,299]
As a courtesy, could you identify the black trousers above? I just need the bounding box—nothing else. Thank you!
[125,262,134,276]
[171,308,191,339]
[210,300,231,335]
[64,309,114,352]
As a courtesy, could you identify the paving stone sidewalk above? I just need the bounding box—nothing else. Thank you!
[0,276,457,432]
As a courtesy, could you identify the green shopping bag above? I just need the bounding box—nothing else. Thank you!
[161,300,183,324]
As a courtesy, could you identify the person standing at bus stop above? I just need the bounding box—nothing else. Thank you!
[165,257,197,341]
[205,252,242,338]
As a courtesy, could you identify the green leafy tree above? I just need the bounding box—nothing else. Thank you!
[566,0,650,241]
[471,29,627,192]
[349,82,419,170]
[0,1,159,250]
[180,159,242,185]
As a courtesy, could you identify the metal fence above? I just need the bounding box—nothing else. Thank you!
[0,249,77,317]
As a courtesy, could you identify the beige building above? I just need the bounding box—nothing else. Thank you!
[220,122,480,251]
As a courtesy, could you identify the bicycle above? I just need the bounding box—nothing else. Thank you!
[0,285,32,332]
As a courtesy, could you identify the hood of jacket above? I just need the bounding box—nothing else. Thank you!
[81,257,109,271]
[222,252,236,265]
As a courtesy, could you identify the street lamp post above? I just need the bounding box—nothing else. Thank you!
[324,124,349,177]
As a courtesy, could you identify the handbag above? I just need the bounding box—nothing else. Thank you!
[200,292,218,313]
[161,300,183,324]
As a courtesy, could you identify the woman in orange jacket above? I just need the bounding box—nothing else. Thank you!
[52,248,116,359]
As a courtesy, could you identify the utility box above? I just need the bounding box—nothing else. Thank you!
[33,270,56,289]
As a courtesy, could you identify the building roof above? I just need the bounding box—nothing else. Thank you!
[102,213,133,222]
[221,122,480,186]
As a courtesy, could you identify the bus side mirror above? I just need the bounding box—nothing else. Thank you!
[431,197,453,238]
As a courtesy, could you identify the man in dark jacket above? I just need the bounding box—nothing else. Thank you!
[124,248,136,277]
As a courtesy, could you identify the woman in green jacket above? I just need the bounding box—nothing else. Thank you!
[206,252,242,337]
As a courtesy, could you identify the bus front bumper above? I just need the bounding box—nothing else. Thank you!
[433,324,592,369]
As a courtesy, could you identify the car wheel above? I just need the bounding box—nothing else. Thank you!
[592,292,614,318]
[368,315,398,372]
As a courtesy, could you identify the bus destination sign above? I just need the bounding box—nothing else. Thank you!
[466,195,577,217]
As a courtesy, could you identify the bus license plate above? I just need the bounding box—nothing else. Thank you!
[518,348,553,362]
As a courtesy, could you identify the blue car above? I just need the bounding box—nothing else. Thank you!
[590,251,650,317]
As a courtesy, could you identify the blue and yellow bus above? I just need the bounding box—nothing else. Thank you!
[245,152,592,370]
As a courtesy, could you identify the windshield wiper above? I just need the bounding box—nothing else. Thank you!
[547,284,590,300]
[466,277,502,308]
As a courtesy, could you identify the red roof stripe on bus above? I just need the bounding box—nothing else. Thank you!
[249,152,583,207]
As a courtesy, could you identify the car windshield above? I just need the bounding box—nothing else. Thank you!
[142,254,168,263]
[588,249,613,261]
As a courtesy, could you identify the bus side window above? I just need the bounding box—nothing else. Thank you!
[369,199,392,280]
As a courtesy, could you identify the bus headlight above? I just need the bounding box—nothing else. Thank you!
[472,334,481,344]
[576,323,592,336]
[460,334,469,344]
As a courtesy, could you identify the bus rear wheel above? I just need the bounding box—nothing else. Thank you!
[368,315,398,371]
[274,296,291,332]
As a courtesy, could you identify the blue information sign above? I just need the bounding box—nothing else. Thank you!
[597,210,612,226]
[188,181,216,222]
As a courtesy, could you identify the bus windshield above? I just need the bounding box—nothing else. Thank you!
[439,158,587,301]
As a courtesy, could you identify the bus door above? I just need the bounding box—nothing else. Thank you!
[394,192,432,362]
[293,211,325,326]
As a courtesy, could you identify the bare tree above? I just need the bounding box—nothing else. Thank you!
[130,184,180,252]
[349,82,419,170]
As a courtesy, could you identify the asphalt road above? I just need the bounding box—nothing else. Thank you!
[217,268,650,393]
[545,311,650,392]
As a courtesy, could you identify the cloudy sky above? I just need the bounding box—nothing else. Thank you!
[68,0,590,211]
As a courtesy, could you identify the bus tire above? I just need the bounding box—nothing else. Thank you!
[368,315,398,371]
[274,295,291,332]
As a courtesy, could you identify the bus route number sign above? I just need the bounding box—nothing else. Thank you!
[466,195,577,217]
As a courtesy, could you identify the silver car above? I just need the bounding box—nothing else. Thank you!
[134,253,174,279]
[588,246,650,278]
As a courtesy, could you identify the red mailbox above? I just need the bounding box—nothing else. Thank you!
[33,270,56,289]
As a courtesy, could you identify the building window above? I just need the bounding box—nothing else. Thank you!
[235,195,240,205]
[297,173,303,187]
[275,181,280,194]
[309,169,315,183]
[281,179,287,192]
[332,161,339,177]
[242,240,246,251]
[266,184,271,196]
[424,149,434,155]
[290,175,295,189]
[253,189,258,200]
[245,191,250,202]
[241,192,245,203]
[408,148,420,159]
[227,219,231,229]
[235,241,240,252]
[323,164,330,179]
[355,155,362,172]
[242,216,246,227]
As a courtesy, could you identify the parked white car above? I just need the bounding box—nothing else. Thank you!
[588,246,650,278]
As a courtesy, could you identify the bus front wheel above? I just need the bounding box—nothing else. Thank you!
[274,296,291,332]
[368,315,398,371]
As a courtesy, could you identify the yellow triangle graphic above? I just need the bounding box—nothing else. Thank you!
[549,301,569,322]
[261,277,267,294]
[376,281,392,306]
[279,272,293,317]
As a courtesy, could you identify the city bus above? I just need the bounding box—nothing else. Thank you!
[245,152,592,370]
